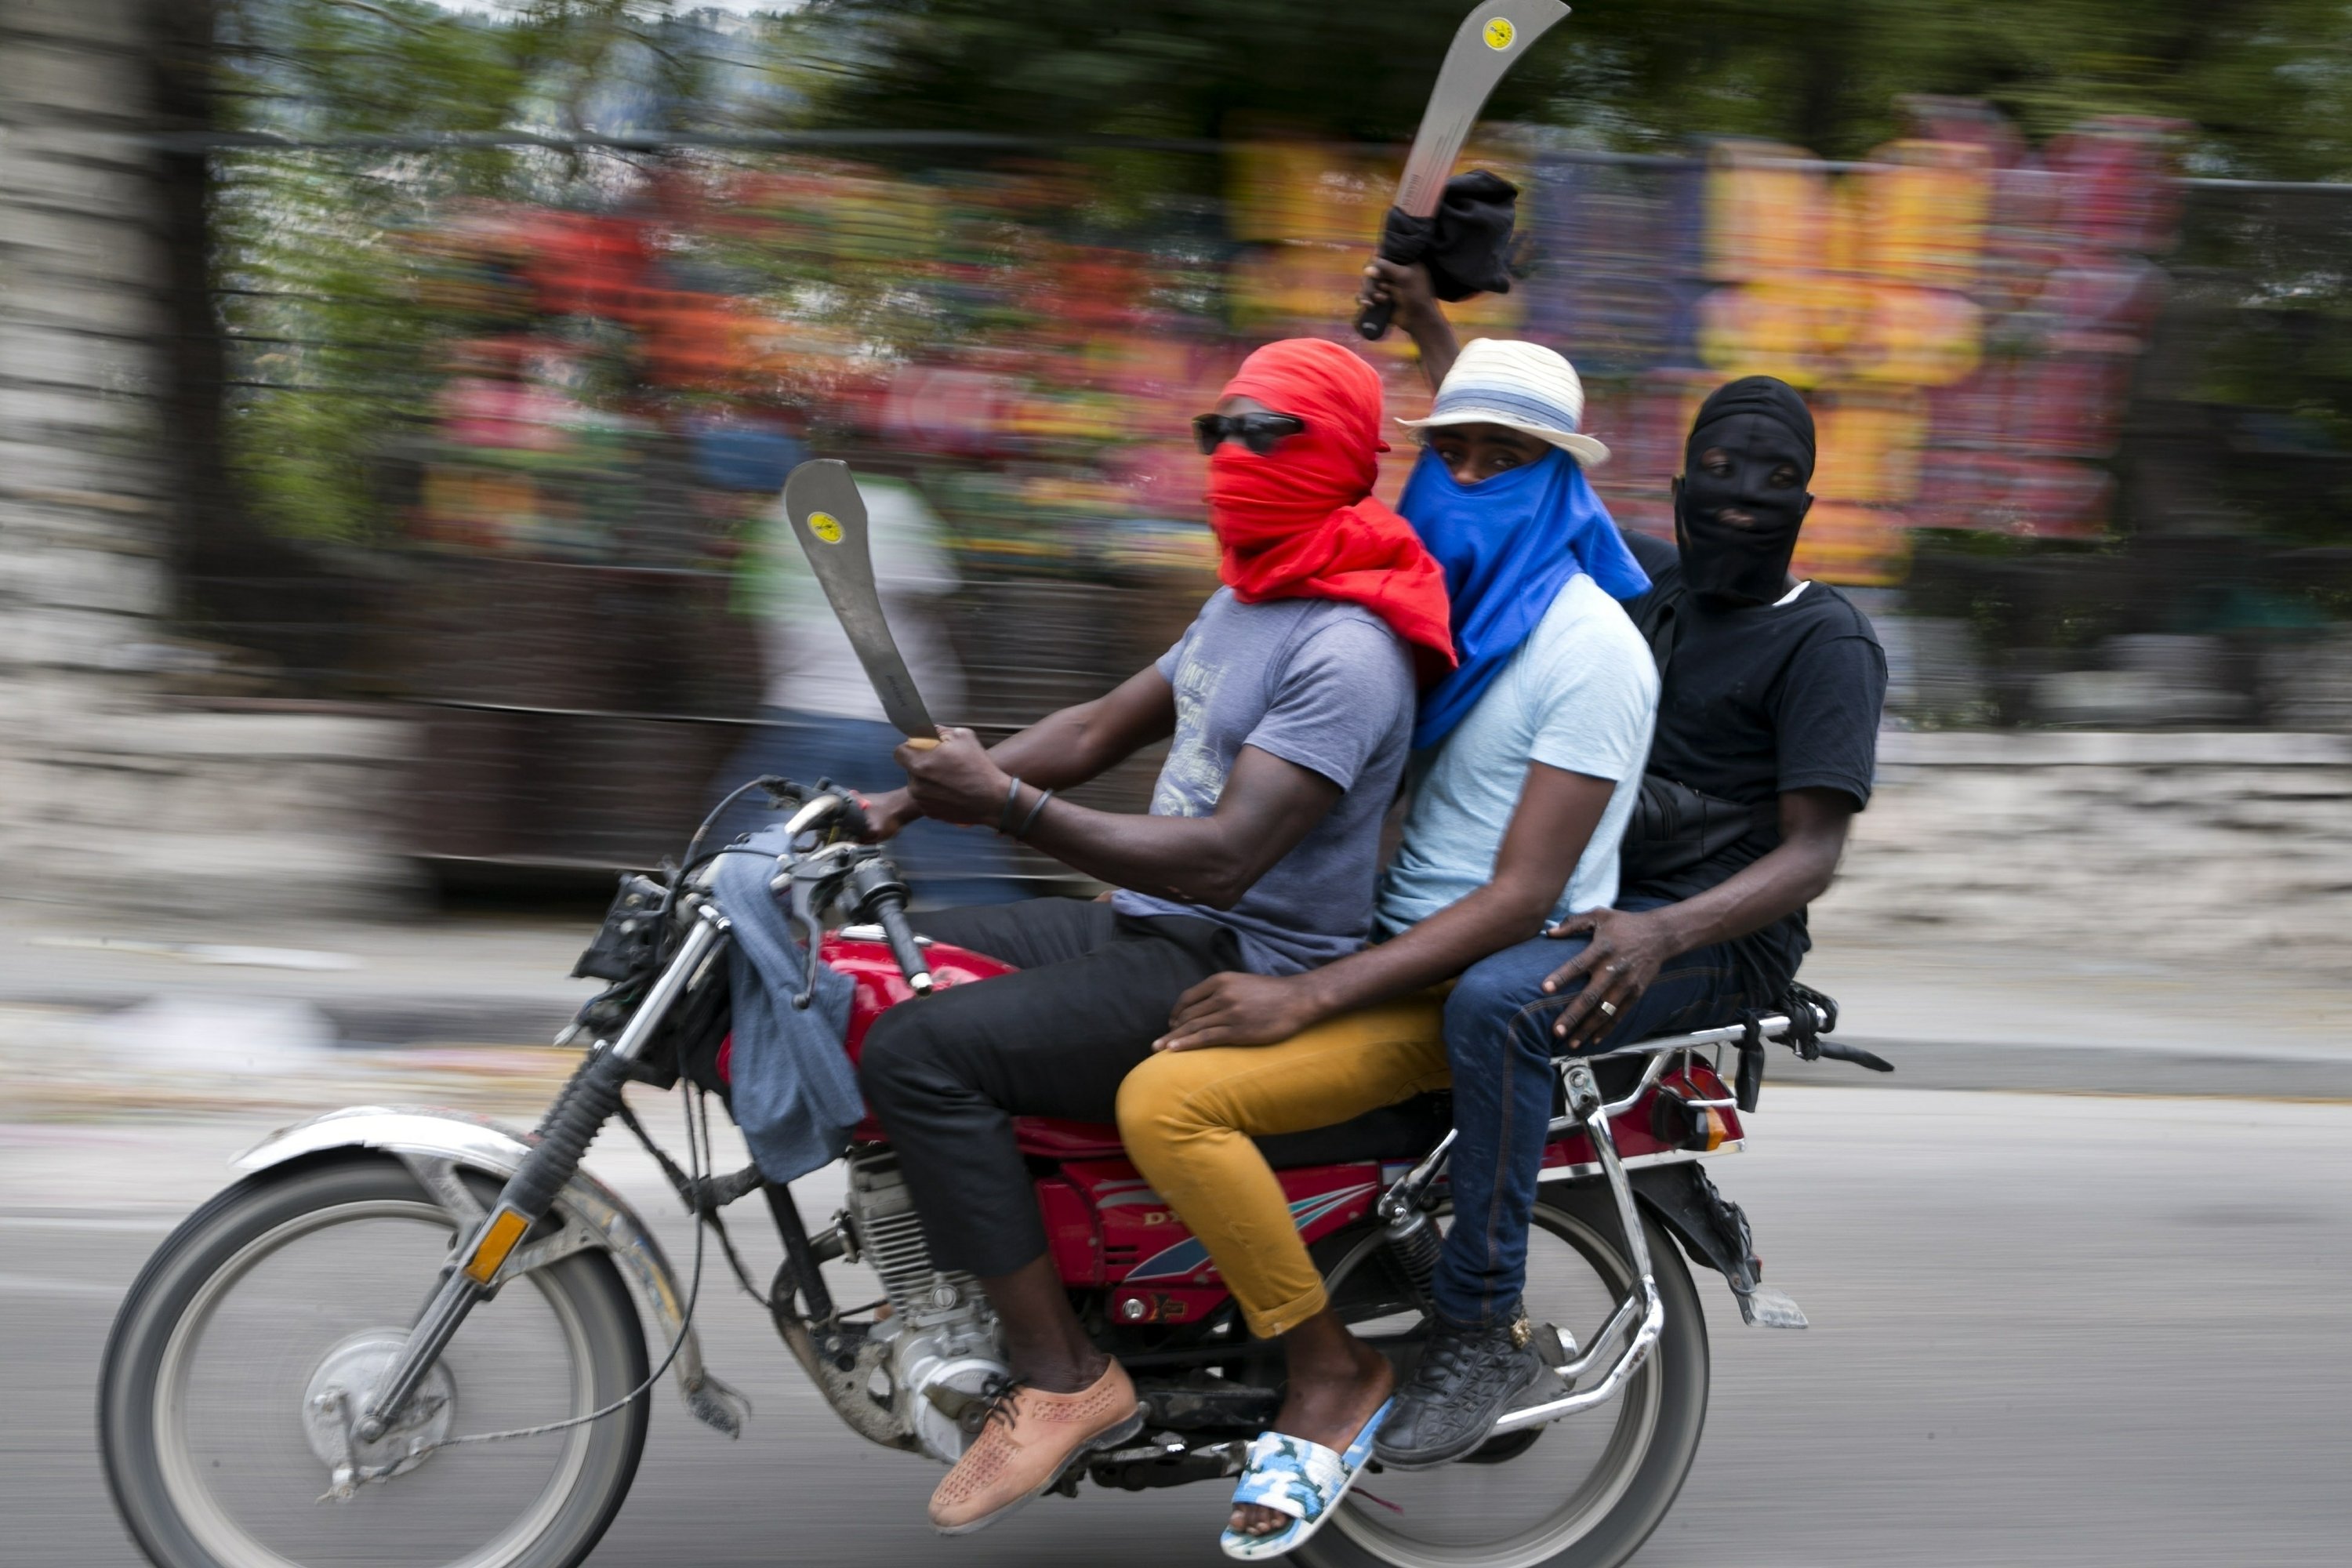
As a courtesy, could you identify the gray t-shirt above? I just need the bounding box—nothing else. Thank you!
[1113,590,1415,975]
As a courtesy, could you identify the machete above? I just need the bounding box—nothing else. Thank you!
[1355,0,1571,340]
[780,458,940,750]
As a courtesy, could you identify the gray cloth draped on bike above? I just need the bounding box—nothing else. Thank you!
[711,826,861,1183]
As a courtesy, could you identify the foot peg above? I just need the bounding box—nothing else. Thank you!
[682,1370,753,1436]
[1733,1284,1808,1330]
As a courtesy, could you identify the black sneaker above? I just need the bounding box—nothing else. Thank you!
[1372,1310,1548,1471]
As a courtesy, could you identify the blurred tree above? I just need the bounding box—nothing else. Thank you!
[199,1,797,558]
[151,0,314,648]
[796,0,2352,178]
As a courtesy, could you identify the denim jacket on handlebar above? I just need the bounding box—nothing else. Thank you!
[713,824,861,1184]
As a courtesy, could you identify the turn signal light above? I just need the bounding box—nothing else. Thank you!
[1650,1092,1730,1152]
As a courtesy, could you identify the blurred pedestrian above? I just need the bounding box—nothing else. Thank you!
[712,463,1022,905]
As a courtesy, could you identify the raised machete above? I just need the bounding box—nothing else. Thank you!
[1355,0,1571,340]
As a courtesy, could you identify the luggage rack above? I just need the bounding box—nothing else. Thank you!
[1565,999,1838,1127]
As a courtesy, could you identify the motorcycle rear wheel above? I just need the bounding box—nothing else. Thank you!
[100,1156,649,1568]
[1300,1185,1709,1568]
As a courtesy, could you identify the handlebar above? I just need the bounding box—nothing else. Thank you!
[844,855,932,995]
[871,894,934,996]
[754,782,935,996]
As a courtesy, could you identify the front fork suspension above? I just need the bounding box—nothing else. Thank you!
[353,902,731,1444]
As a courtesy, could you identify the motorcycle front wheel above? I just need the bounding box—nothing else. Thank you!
[100,1156,649,1568]
[1301,1184,1710,1568]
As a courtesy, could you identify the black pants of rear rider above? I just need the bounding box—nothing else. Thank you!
[857,897,1242,1279]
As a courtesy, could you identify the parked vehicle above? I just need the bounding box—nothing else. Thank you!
[98,780,1868,1568]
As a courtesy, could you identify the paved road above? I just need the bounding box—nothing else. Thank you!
[9,1086,2352,1567]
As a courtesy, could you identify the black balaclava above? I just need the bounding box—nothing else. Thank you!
[1672,376,1817,606]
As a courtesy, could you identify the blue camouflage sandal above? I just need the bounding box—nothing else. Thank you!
[1219,1400,1395,1561]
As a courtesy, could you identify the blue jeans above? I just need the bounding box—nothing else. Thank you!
[709,710,1025,907]
[1430,900,1774,1328]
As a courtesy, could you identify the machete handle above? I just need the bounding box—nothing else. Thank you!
[1355,292,1396,342]
[902,737,940,751]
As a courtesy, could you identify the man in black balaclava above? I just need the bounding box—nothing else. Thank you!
[1672,375,1817,605]
[1534,372,1887,1058]
[1391,362,1889,1468]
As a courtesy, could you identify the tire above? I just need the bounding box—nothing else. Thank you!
[1299,1185,1710,1568]
[100,1156,650,1568]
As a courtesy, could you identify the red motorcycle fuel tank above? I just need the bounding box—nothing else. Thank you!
[820,932,1019,1062]
[711,933,1013,1116]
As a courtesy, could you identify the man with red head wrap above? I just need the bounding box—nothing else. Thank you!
[1202,337,1454,679]
[849,339,1447,1536]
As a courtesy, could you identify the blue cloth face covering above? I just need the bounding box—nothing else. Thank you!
[1399,445,1650,749]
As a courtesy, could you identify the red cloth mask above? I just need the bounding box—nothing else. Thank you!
[1206,338,1457,680]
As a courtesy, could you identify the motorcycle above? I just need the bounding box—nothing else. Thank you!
[98,778,1875,1568]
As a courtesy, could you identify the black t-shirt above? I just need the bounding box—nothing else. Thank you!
[1619,531,1887,992]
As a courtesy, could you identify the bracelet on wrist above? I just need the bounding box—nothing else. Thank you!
[996,774,1025,835]
[1012,787,1054,839]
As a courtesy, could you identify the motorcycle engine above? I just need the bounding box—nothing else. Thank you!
[841,1149,1009,1464]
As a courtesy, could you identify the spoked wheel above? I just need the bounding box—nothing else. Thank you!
[100,1157,649,1568]
[1301,1184,1709,1568]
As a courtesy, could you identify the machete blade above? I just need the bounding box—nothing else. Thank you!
[1356,1,1570,339]
[781,459,938,743]
[1392,1,1572,218]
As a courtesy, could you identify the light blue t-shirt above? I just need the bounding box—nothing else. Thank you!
[1375,573,1659,938]
[1115,590,1415,976]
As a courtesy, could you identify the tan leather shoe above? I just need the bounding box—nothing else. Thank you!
[927,1361,1145,1535]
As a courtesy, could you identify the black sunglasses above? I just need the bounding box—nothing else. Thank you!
[1193,411,1307,456]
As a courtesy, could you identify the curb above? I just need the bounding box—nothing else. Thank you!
[1793,1036,2352,1102]
[17,992,2352,1102]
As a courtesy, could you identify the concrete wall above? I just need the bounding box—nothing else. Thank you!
[1817,731,2352,965]
[0,0,414,919]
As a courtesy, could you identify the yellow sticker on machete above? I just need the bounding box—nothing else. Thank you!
[808,510,844,543]
[1483,16,1515,49]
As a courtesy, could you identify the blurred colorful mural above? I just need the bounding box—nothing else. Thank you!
[360,99,2182,604]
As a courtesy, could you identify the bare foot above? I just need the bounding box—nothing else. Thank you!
[1232,1316,1395,1537]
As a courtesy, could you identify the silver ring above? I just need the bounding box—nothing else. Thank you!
[1597,1000,1619,1018]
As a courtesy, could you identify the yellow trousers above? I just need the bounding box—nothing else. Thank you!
[1114,998,1450,1339]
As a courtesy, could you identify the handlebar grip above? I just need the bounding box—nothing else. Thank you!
[874,895,933,995]
[1355,294,1396,342]
[1815,1039,1894,1073]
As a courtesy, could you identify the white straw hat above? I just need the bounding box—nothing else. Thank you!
[1396,337,1610,468]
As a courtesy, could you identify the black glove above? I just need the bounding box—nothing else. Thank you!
[1376,169,1519,301]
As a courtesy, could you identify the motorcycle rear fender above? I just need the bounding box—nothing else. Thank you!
[231,1105,746,1438]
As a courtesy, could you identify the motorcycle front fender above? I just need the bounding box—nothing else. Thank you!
[233,1105,746,1437]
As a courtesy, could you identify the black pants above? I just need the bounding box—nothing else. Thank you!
[857,898,1241,1278]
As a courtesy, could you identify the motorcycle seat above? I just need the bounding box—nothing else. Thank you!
[1253,1091,1454,1169]
[1011,1092,1454,1170]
